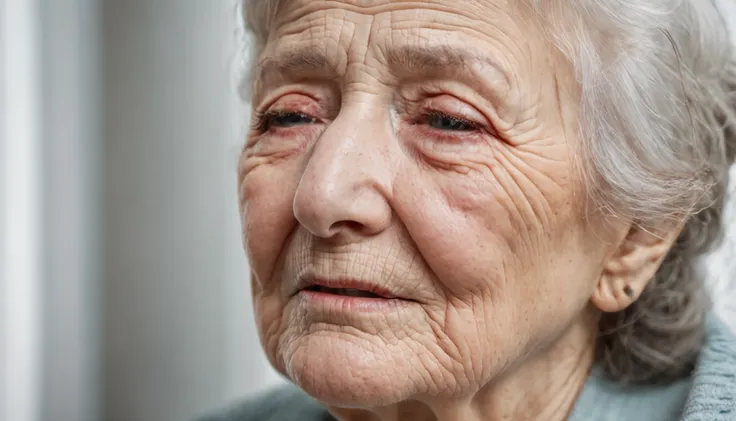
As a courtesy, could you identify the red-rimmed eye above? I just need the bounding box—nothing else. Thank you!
[258,111,317,132]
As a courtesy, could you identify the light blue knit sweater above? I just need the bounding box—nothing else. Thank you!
[198,316,735,421]
[568,315,736,421]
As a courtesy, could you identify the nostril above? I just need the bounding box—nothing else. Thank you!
[330,220,365,234]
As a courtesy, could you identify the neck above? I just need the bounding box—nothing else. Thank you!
[328,314,598,421]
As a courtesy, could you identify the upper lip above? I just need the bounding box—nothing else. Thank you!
[295,277,400,299]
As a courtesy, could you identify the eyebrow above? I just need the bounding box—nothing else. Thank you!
[257,46,338,82]
[385,45,505,76]
[256,45,509,88]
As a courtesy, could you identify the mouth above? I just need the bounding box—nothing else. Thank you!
[295,278,400,300]
[303,285,384,298]
[294,278,415,313]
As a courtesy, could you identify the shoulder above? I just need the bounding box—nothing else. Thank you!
[193,384,334,421]
[681,314,736,420]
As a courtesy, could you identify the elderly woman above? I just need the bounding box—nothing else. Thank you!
[202,0,736,420]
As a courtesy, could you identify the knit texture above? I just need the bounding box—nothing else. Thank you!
[195,316,736,421]
[567,367,692,421]
[680,315,736,420]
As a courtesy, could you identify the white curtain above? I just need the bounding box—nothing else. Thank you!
[1,0,101,420]
[2,1,43,420]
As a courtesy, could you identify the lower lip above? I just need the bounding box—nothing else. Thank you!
[297,289,412,313]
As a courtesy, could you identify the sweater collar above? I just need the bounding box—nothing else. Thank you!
[568,315,736,421]
[681,315,736,420]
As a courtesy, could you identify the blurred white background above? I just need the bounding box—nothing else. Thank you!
[1,1,282,421]
[0,1,734,421]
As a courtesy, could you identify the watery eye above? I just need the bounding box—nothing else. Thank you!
[264,111,316,130]
[426,113,477,132]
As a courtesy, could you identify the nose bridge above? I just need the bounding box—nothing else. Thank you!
[314,112,383,187]
[308,113,367,190]
[293,106,393,238]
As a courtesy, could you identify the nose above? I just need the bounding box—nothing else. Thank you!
[293,109,393,241]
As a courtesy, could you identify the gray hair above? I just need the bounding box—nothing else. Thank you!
[240,0,736,384]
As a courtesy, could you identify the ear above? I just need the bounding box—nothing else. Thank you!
[592,223,683,313]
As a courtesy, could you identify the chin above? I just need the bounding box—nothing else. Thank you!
[280,333,420,408]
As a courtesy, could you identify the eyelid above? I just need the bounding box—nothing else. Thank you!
[423,110,480,130]
[422,95,487,125]
[255,91,326,118]
[251,92,328,131]
[253,110,320,134]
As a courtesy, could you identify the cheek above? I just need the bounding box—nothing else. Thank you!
[240,163,300,291]
[394,141,581,299]
[241,163,303,375]
[393,147,593,377]
[464,142,581,269]
[494,145,576,226]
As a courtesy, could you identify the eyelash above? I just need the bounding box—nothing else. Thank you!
[252,110,317,133]
[415,110,481,132]
[252,109,482,135]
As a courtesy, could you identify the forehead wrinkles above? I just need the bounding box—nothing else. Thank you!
[269,0,518,32]
[256,0,557,116]
[266,0,530,71]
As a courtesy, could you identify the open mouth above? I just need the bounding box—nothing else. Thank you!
[304,285,384,298]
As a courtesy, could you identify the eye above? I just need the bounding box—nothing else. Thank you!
[425,112,478,132]
[258,111,317,131]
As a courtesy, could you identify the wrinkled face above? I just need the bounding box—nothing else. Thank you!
[240,0,615,407]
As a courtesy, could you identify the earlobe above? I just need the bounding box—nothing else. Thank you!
[592,224,682,313]
[592,271,626,313]
[592,270,640,313]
